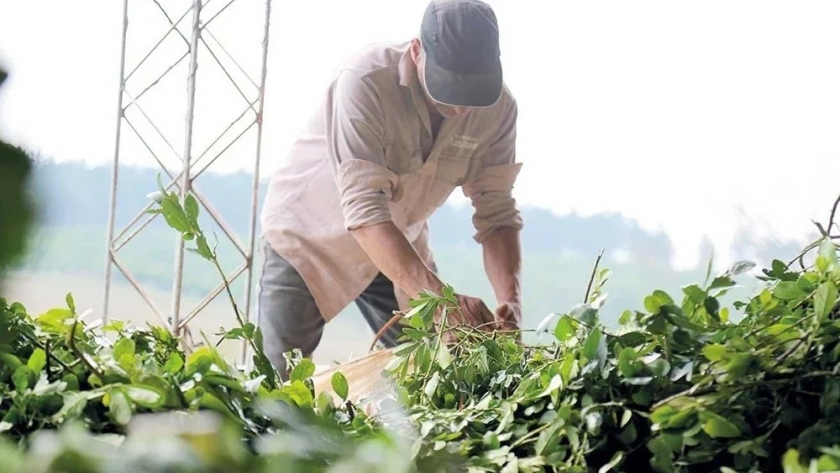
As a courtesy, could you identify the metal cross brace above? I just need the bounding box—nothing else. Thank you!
[103,0,272,367]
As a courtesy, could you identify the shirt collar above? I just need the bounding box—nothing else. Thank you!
[398,46,434,138]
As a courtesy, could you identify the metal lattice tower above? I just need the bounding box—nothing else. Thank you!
[102,0,272,366]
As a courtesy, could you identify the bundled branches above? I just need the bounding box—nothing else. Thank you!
[0,187,839,473]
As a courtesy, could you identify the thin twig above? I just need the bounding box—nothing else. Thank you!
[209,246,245,327]
[202,233,277,378]
[548,251,605,360]
[510,422,553,449]
[453,325,536,335]
[19,331,73,373]
[828,191,840,235]
[813,220,830,238]
[789,238,820,270]
[370,311,404,352]
[67,319,104,379]
[458,319,521,332]
[745,299,809,340]
[652,370,840,409]
[44,339,51,378]
[584,248,606,303]
[788,194,840,269]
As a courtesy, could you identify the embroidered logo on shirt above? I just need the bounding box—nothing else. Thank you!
[450,135,479,151]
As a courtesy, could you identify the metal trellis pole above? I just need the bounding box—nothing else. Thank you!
[170,0,202,339]
[103,0,272,368]
[102,0,130,329]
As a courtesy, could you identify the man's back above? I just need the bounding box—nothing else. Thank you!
[260,40,521,322]
[256,0,524,379]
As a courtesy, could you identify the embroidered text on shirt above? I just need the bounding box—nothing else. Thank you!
[450,135,479,151]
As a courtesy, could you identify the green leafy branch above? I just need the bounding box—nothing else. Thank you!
[146,175,278,390]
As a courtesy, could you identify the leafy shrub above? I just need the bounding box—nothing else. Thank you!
[0,177,839,472]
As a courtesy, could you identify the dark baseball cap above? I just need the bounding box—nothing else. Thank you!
[419,0,503,108]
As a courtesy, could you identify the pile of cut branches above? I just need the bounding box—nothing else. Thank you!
[0,183,839,473]
[380,235,840,473]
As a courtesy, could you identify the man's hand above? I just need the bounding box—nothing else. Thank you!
[448,293,495,328]
[494,301,521,331]
[435,293,495,344]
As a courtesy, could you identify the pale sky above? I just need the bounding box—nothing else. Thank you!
[1,0,839,270]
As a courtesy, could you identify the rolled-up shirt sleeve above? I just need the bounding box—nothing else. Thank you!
[461,95,524,243]
[326,70,396,231]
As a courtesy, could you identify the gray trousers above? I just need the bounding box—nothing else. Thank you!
[256,239,403,378]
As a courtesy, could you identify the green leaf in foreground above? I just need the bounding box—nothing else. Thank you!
[26,348,46,374]
[290,358,316,382]
[108,389,132,426]
[185,193,200,227]
[725,260,756,277]
[112,337,135,361]
[123,384,166,408]
[819,237,838,267]
[774,281,808,300]
[160,196,191,233]
[582,327,602,360]
[554,316,575,342]
[12,365,33,393]
[814,281,838,320]
[703,414,742,439]
[331,371,349,401]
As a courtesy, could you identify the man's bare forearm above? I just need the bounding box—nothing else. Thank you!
[350,221,444,297]
[481,226,522,305]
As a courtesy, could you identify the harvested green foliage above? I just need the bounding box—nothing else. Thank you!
[0,180,399,471]
[1,181,840,472]
[382,239,840,472]
[0,293,372,442]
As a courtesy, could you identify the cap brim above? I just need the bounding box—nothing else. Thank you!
[423,58,503,108]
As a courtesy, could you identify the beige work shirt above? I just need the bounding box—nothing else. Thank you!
[260,40,523,322]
